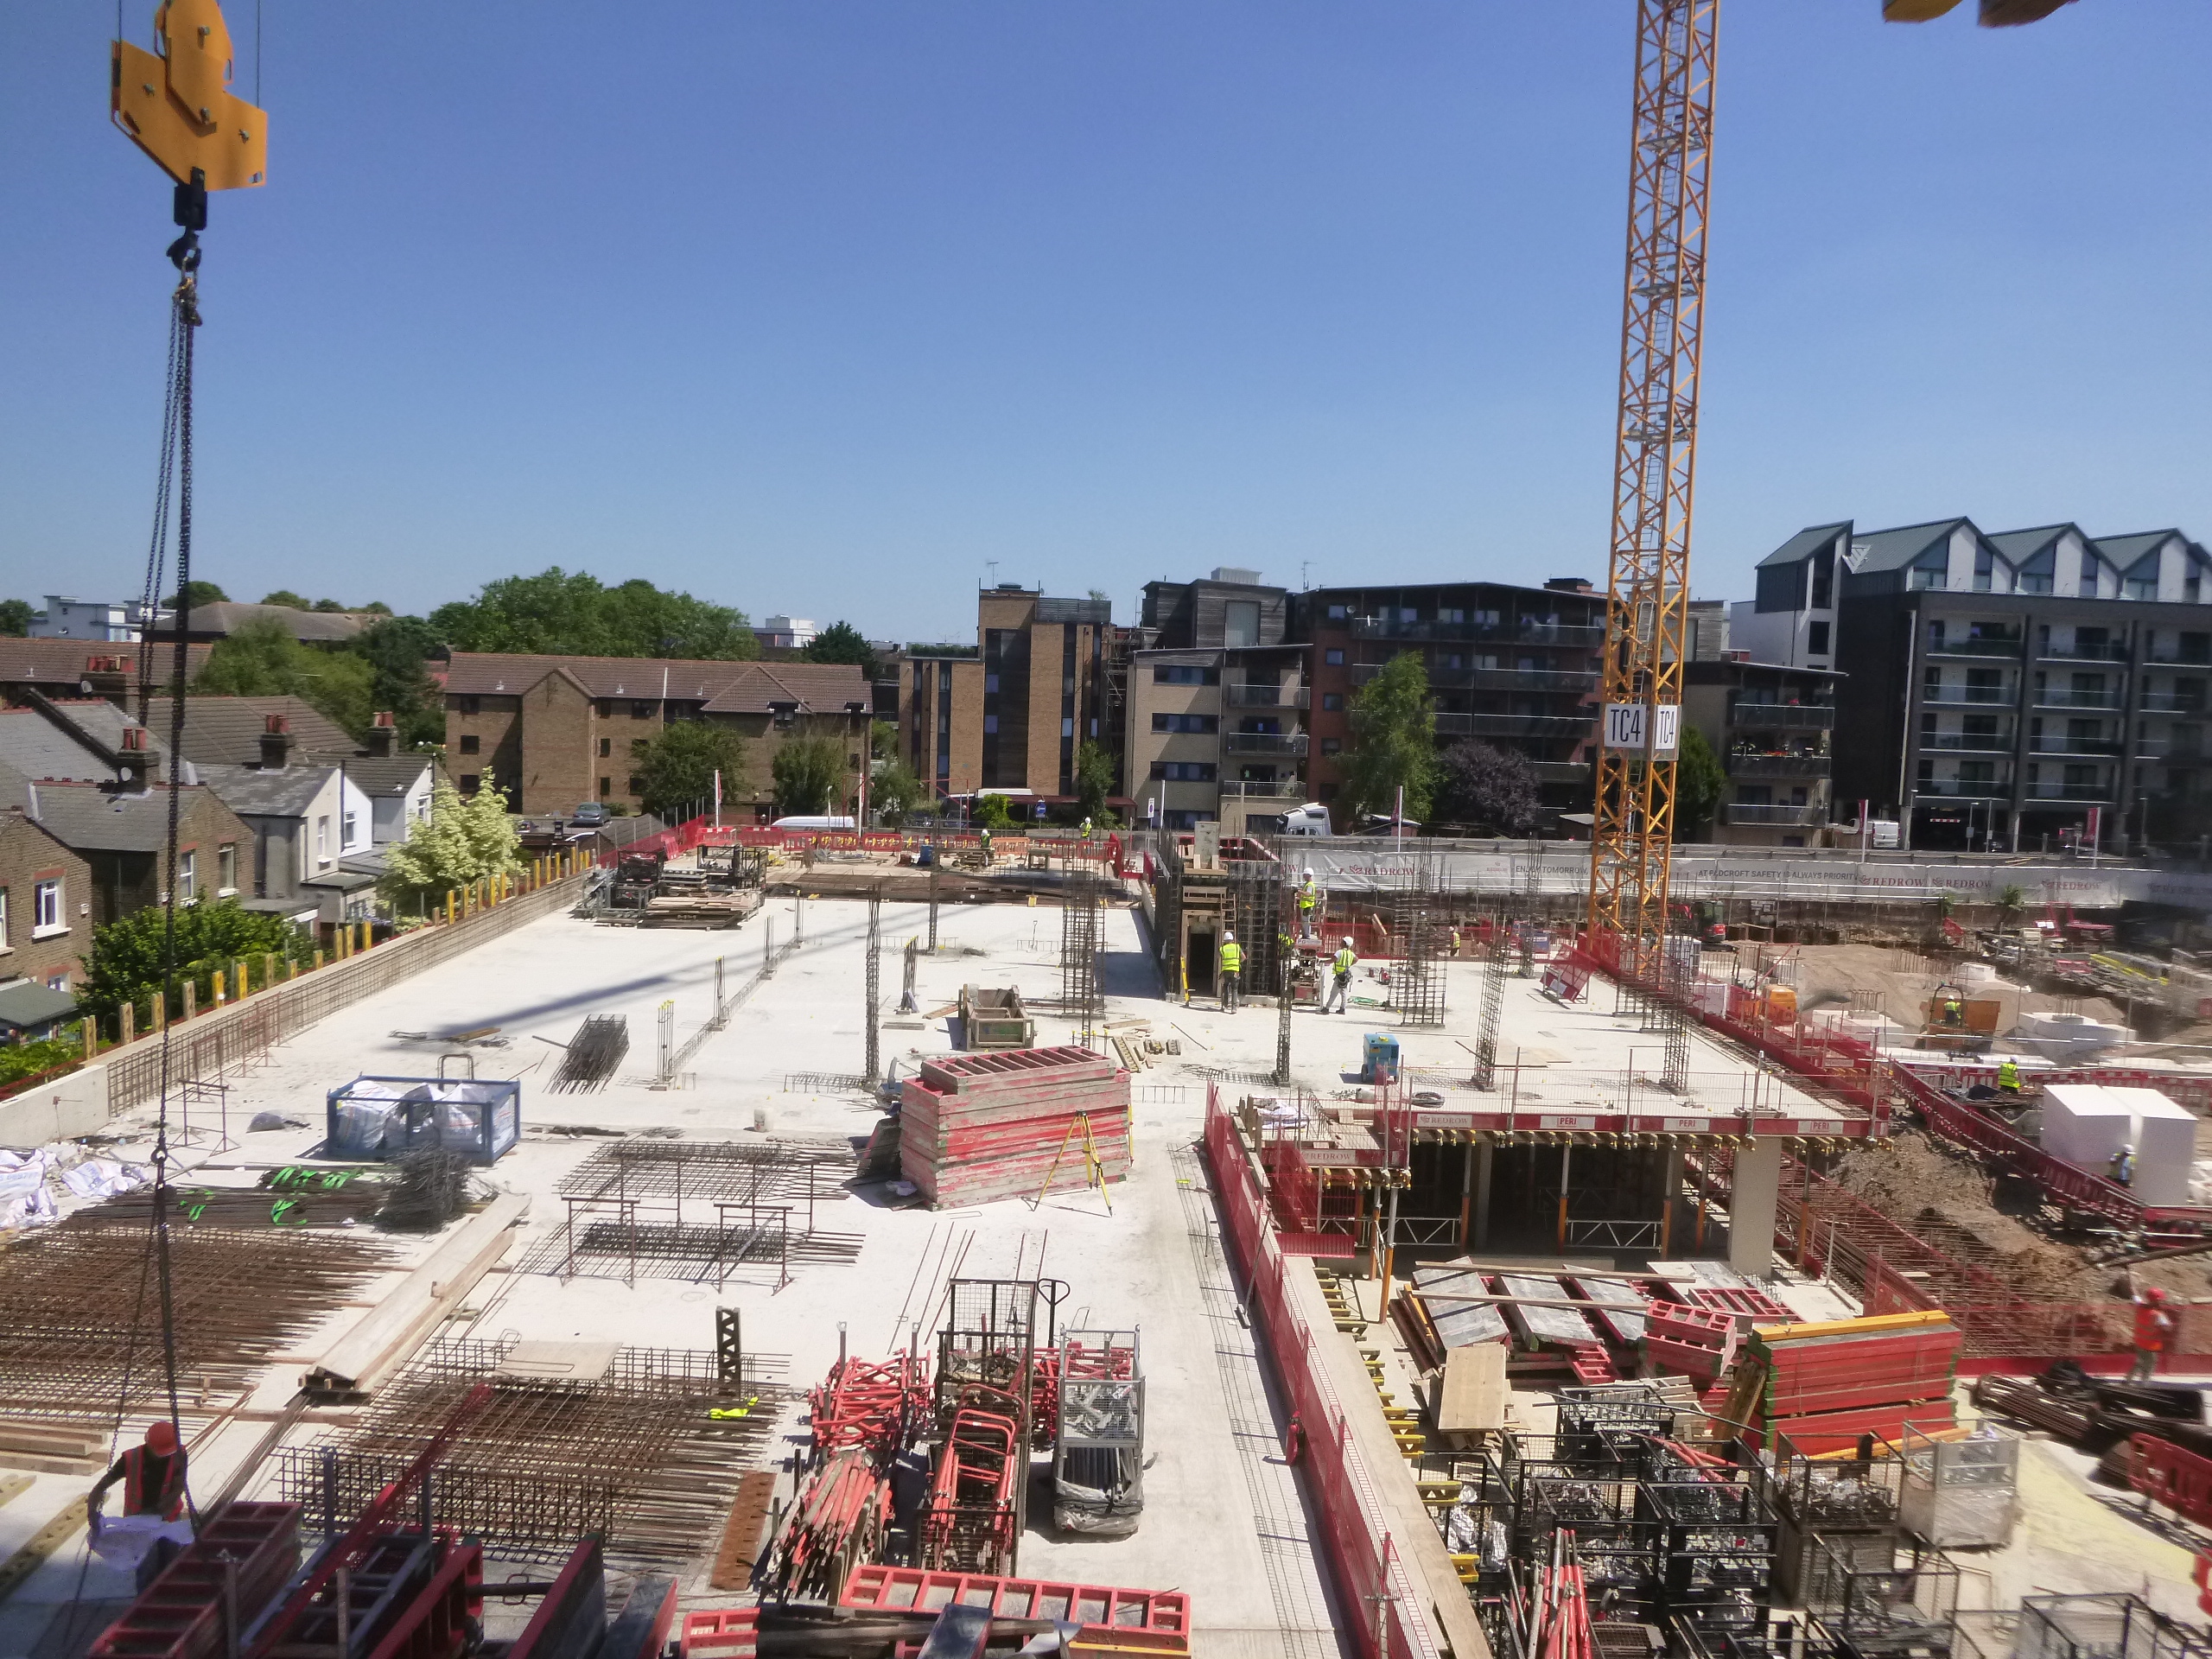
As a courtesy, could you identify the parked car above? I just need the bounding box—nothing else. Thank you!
[571,802,610,828]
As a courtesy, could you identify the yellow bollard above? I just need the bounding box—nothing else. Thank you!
[314,948,325,971]
[181,981,196,1021]
[264,951,278,990]
[120,1001,135,1047]
[81,1016,97,1058]
[356,919,369,954]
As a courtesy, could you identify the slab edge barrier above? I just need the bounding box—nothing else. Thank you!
[1201,1085,1449,1659]
[105,874,588,1116]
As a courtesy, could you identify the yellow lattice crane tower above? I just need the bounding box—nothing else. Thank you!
[1586,0,1718,988]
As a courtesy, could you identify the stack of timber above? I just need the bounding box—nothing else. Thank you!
[642,887,762,929]
[899,1047,1130,1209]
[0,1420,106,1474]
[1720,1311,1961,1452]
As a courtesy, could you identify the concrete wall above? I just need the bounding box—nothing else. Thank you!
[0,1061,108,1150]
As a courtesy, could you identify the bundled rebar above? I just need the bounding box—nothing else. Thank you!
[377,1149,473,1231]
[551,1015,629,1091]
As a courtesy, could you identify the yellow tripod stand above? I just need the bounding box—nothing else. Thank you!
[1033,1113,1112,1213]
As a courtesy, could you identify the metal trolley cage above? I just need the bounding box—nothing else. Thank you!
[1802,1535,1959,1649]
[1638,1477,1777,1637]
[1754,1431,1904,1608]
[2013,1594,2212,1659]
[1052,1327,1143,1535]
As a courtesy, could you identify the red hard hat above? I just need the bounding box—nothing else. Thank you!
[2145,1287,2170,1303]
[144,1421,179,1454]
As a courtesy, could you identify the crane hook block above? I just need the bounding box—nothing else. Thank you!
[111,0,268,191]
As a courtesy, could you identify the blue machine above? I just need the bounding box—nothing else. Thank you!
[1361,1032,1400,1084]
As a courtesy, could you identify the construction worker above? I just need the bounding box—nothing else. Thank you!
[2132,1286,2177,1382]
[1940,992,1965,1028]
[1448,925,1462,957]
[1281,1410,1305,1465]
[1298,870,1319,937]
[1080,817,1093,841]
[1322,938,1357,1014]
[89,1421,188,1533]
[1996,1057,2022,1096]
[2112,1143,2137,1188]
[1218,931,1243,1013]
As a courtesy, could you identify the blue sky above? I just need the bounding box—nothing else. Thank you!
[5,3,2209,645]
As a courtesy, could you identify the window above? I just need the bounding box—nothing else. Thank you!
[1325,648,1345,666]
[599,737,612,757]
[342,807,359,848]
[1224,601,1261,648]
[179,850,196,900]
[48,973,67,993]
[632,700,655,719]
[1149,760,1217,782]
[2190,577,2203,605]
[1974,547,1996,593]
[1909,566,1942,591]
[0,887,8,949]
[1061,717,1074,738]
[1152,664,1219,685]
[1322,693,1344,711]
[457,695,480,715]
[458,734,480,754]
[1321,738,1342,755]
[1966,669,2004,702]
[628,774,645,793]
[459,774,480,795]
[32,879,63,938]
[985,674,1001,693]
[1807,621,1830,654]
[1150,713,1218,734]
[631,737,651,754]
[598,777,612,796]
[1325,605,1348,621]
[219,843,237,893]
[983,715,999,734]
[596,699,613,719]
[316,817,331,865]
[936,753,950,778]
[2080,552,2100,594]
[2127,578,2158,601]
[1438,608,1465,624]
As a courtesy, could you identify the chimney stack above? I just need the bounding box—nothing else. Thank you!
[260,714,292,770]
[367,710,397,758]
[120,726,148,753]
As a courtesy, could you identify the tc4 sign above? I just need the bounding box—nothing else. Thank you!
[1602,702,1681,756]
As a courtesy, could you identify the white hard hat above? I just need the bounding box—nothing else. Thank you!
[1223,930,1235,941]
[1342,937,1354,949]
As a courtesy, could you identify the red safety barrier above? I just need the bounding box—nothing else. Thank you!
[1205,1089,1440,1659]
[2130,1434,2212,1529]
[680,1608,759,1657]
[840,1565,1191,1634]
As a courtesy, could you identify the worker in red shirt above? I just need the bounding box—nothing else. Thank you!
[2133,1286,2177,1382]
[89,1421,188,1532]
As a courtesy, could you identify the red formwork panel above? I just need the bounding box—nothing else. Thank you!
[680,1608,760,1657]
[918,1048,1119,1093]
[1761,1398,1956,1454]
[1684,1285,1793,1325]
[1645,1305,1737,1382]
[363,1539,483,1659]
[840,1566,1192,1635]
[92,1502,302,1659]
[2131,1434,2212,1529]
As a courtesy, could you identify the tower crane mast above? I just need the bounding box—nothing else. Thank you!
[1587,0,1719,991]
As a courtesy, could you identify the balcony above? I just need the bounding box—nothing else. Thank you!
[2027,736,2123,756]
[1224,732,1309,757]
[1726,804,1825,827]
[1732,702,1834,729]
[1434,713,1597,740]
[2032,689,2125,710]
[1351,617,1606,647]
[2025,782,2115,801]
[2146,650,2212,666]
[2136,743,2206,761]
[2037,639,2132,662]
[1919,731,2013,753]
[1727,753,1832,779]
[2140,693,2210,713]
[1225,682,1311,709]
[1411,665,1600,694]
[1925,635,2022,658]
[1219,779,1305,799]
[1531,760,1593,784]
[1915,779,2013,799]
[1921,688,2013,706]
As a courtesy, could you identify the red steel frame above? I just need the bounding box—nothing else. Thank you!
[918,1408,1022,1577]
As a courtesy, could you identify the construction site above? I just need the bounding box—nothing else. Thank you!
[13,0,2212,1656]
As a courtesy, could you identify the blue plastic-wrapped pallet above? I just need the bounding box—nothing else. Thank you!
[324,1075,522,1165]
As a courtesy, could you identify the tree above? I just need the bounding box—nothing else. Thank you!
[79,898,303,1020]
[0,599,34,637]
[261,589,309,608]
[971,791,1015,832]
[429,569,759,659]
[348,615,445,749]
[1672,723,1729,842]
[378,774,521,912]
[1341,652,1436,823]
[803,621,878,678]
[1074,741,1117,826]
[633,721,747,819]
[1435,739,1541,834]
[771,734,846,817]
[871,719,898,762]
[196,617,378,738]
[871,760,929,827]
[163,580,228,610]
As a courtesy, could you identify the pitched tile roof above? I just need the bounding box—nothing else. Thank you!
[442,652,868,711]
[19,781,231,854]
[194,763,337,818]
[0,636,212,686]
[0,703,156,785]
[141,696,360,766]
[188,602,375,643]
[1755,522,1852,569]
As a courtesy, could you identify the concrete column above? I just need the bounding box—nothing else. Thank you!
[1730,1139,1786,1279]
[1472,1137,1495,1249]
[1660,1146,1685,1255]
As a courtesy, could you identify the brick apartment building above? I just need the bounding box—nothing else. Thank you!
[898,587,1117,804]
[1295,578,1609,823]
[440,652,871,819]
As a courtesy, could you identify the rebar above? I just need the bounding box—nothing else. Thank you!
[1395,845,1446,1028]
[865,887,883,1084]
[1274,958,1294,1085]
[377,1149,471,1231]
[1474,915,1506,1091]
[1060,874,1103,1050]
[550,1015,629,1092]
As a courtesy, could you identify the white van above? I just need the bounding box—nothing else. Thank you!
[771,815,856,832]
[1275,803,1333,837]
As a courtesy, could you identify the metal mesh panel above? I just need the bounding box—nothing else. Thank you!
[1061,873,1103,1048]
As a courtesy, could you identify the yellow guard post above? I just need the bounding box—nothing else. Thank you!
[111,0,269,190]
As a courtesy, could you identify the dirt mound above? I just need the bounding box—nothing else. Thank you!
[1834,1130,1989,1216]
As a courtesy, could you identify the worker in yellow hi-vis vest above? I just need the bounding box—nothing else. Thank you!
[1217,931,1243,1013]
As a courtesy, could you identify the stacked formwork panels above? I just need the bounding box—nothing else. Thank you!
[899,1048,1131,1209]
[90,1503,302,1659]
